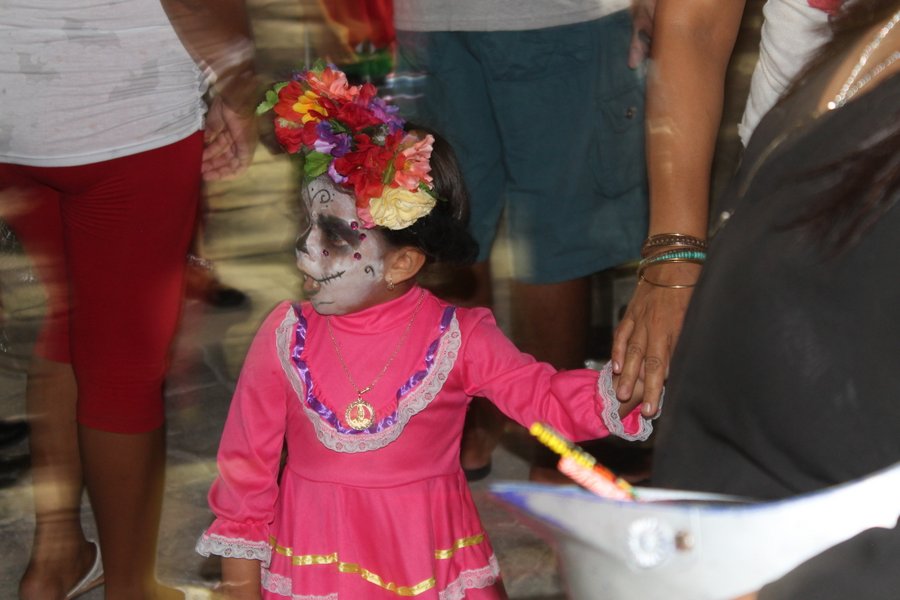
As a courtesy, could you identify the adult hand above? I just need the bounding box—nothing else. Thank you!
[732,594,758,600]
[611,262,700,416]
[629,0,657,68]
[202,95,258,181]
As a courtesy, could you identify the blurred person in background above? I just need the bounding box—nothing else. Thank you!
[0,0,257,597]
[393,0,650,482]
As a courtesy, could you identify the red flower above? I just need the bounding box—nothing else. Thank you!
[274,122,306,154]
[333,133,397,205]
[357,82,378,104]
[298,121,321,147]
[331,101,383,131]
[273,81,304,123]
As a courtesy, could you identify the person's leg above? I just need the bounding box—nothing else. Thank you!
[488,15,648,480]
[396,32,508,477]
[1,168,98,599]
[19,358,99,599]
[61,133,202,599]
[510,278,591,370]
[510,278,591,482]
[78,426,174,598]
[454,261,506,474]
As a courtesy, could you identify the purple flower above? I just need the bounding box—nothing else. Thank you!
[331,132,352,157]
[327,161,347,184]
[314,122,352,157]
[369,97,404,134]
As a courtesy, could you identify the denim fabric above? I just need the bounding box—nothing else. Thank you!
[395,10,648,283]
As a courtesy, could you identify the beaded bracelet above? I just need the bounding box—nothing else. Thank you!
[638,249,707,270]
[641,233,708,258]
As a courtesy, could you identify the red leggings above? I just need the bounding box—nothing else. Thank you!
[0,133,202,433]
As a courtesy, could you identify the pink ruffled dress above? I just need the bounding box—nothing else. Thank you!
[196,287,652,599]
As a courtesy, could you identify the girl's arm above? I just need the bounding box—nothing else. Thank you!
[459,310,656,443]
[219,557,262,600]
[197,306,292,572]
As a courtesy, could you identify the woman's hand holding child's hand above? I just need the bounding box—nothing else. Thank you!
[614,372,645,419]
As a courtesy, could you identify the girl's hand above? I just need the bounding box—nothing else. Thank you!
[614,372,644,419]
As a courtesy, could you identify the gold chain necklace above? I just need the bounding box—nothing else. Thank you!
[326,290,426,430]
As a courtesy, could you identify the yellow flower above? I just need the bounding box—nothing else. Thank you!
[368,187,436,230]
[292,90,328,124]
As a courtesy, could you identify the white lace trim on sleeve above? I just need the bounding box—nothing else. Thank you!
[195,532,271,566]
[597,361,662,442]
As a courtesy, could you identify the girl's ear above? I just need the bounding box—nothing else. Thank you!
[386,247,427,286]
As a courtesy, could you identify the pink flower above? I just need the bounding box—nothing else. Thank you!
[356,204,376,229]
[392,134,434,191]
[304,66,359,102]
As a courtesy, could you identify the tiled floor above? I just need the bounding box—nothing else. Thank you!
[0,1,762,598]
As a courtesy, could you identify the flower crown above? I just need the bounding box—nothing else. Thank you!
[257,64,437,230]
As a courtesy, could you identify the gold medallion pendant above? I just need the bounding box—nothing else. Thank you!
[328,291,427,433]
[345,397,376,431]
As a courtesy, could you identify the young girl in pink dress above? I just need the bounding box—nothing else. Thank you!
[196,65,654,599]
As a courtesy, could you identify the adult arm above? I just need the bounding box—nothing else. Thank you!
[160,0,260,179]
[612,0,746,416]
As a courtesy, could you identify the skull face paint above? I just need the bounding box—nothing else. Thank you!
[296,177,392,315]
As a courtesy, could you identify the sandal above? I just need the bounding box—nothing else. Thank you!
[65,540,104,599]
[463,461,492,482]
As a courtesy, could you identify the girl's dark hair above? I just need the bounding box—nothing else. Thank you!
[785,0,900,253]
[379,125,479,265]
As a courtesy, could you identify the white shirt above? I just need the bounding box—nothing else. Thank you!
[739,0,832,145]
[393,0,631,32]
[0,0,207,166]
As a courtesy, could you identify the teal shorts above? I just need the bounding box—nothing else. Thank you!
[395,11,648,284]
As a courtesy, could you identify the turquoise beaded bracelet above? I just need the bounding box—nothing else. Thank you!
[637,249,707,288]
[638,249,707,269]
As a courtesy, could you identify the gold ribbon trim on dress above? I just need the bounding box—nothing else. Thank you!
[268,532,486,597]
[432,533,485,559]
